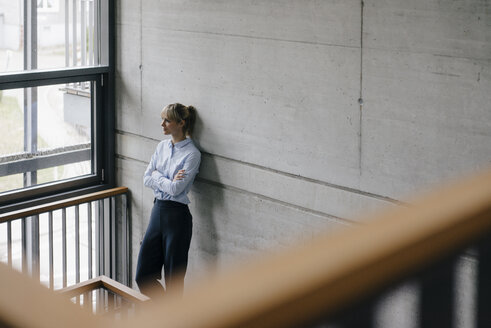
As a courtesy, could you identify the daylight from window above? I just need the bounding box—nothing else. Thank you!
[0,0,99,195]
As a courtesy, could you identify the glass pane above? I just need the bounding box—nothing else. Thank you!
[0,2,24,72]
[0,89,24,156]
[0,81,93,194]
[37,161,92,185]
[0,0,103,73]
[0,173,23,193]
[38,82,92,148]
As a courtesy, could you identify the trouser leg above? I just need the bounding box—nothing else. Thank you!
[135,203,165,298]
[162,206,193,295]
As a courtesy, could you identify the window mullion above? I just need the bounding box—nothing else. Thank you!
[23,0,38,188]
[22,0,40,281]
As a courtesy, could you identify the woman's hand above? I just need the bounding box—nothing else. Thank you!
[151,170,161,180]
[173,169,186,182]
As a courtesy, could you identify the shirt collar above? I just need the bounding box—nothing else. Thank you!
[167,138,191,149]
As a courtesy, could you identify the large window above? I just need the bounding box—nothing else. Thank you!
[0,0,114,209]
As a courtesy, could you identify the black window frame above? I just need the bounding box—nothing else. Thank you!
[0,0,115,213]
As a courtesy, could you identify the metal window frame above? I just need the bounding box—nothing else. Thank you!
[0,0,115,213]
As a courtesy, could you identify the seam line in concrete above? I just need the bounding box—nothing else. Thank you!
[116,129,161,142]
[115,153,355,225]
[358,0,364,175]
[203,152,404,206]
[116,154,147,165]
[364,45,490,63]
[115,130,404,206]
[195,177,356,226]
[144,26,360,50]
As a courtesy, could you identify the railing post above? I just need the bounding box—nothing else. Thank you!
[110,196,116,281]
[88,201,93,279]
[477,236,491,328]
[75,205,80,284]
[62,208,67,288]
[419,257,456,328]
[97,198,106,276]
[49,212,54,289]
[25,215,40,280]
[121,193,129,286]
[103,197,110,277]
[94,200,102,276]
[21,218,27,274]
[330,298,375,328]
[7,221,12,267]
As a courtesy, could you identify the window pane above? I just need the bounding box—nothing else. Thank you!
[37,160,91,185]
[0,89,24,156]
[38,82,91,148]
[0,2,23,72]
[0,173,23,193]
[0,0,104,73]
[0,81,93,194]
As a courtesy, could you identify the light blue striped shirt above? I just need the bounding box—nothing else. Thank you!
[143,138,201,204]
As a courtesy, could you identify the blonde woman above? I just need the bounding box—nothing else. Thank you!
[136,103,201,298]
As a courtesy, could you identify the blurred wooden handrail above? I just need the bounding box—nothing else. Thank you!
[117,168,491,328]
[2,168,491,328]
[0,262,108,328]
[60,275,149,303]
[0,186,128,223]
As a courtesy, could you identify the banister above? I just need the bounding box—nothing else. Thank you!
[0,186,128,223]
[2,169,491,327]
[0,262,108,328]
[117,168,491,328]
[60,276,150,303]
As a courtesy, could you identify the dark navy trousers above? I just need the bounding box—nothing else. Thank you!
[135,199,192,297]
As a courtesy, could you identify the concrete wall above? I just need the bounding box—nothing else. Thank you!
[115,0,491,299]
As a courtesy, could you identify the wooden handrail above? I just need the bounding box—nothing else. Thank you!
[0,262,108,328]
[0,186,128,223]
[115,168,491,328]
[60,275,150,303]
[2,169,491,327]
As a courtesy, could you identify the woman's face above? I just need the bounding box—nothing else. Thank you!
[161,111,184,136]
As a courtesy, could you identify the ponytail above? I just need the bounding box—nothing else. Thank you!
[162,103,198,138]
[185,105,197,137]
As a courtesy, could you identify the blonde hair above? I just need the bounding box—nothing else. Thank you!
[162,103,197,137]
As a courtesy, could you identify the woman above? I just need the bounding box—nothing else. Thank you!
[136,103,201,298]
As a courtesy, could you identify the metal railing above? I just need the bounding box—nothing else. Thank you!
[0,187,130,290]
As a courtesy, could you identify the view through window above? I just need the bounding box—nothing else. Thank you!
[0,0,107,199]
[0,0,112,289]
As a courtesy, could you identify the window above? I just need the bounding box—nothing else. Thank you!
[0,0,114,209]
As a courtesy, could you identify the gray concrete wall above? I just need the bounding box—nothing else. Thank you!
[115,0,491,301]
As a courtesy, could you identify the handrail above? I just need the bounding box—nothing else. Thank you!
[1,169,491,327]
[60,275,150,303]
[0,186,128,223]
[0,262,108,328]
[116,168,491,328]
